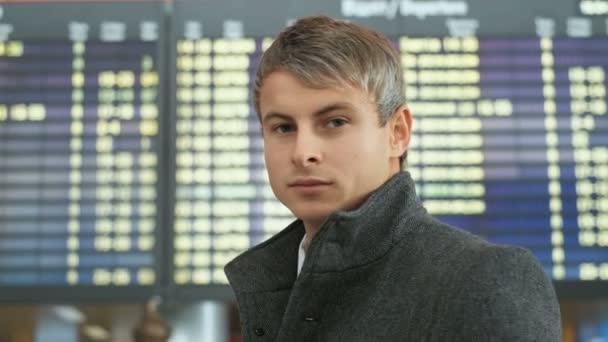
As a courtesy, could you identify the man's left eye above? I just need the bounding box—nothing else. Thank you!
[327,118,347,128]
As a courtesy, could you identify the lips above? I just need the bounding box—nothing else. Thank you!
[288,177,333,187]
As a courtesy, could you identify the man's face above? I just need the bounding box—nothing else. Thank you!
[259,70,405,227]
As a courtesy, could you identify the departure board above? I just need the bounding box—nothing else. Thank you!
[171,0,608,294]
[404,37,608,282]
[0,1,163,299]
[173,37,261,285]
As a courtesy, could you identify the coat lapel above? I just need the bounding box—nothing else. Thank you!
[225,221,305,340]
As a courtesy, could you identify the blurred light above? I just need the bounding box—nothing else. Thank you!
[51,306,85,324]
[83,325,110,341]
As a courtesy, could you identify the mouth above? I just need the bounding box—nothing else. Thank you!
[288,178,333,193]
[288,177,333,187]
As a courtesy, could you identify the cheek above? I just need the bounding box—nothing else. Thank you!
[264,151,275,172]
[264,144,283,174]
[346,131,382,158]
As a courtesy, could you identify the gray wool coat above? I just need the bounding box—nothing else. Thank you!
[225,172,562,341]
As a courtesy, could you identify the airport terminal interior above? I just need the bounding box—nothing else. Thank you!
[0,0,607,340]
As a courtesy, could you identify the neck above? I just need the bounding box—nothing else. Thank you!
[302,220,321,250]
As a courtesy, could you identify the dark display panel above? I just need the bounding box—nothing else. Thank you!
[171,35,608,287]
[0,1,164,299]
[171,0,608,295]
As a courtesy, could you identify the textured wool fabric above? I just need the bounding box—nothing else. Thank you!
[225,172,562,341]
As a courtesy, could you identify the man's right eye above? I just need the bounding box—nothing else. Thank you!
[273,124,295,134]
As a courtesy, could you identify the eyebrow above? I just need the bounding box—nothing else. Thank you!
[262,102,354,125]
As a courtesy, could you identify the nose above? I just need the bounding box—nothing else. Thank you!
[291,128,322,168]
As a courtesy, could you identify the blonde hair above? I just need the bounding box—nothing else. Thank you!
[253,15,408,166]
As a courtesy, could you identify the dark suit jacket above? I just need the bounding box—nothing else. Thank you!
[225,172,562,341]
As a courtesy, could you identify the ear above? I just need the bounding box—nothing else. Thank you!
[388,105,412,158]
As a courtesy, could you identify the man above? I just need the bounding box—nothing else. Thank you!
[225,16,561,341]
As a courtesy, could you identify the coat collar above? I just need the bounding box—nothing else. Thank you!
[225,171,425,293]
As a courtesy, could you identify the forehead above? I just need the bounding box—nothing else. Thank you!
[259,70,372,118]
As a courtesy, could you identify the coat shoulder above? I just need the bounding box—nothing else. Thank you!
[389,215,562,341]
[393,214,497,269]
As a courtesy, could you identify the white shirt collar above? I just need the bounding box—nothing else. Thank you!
[297,234,307,276]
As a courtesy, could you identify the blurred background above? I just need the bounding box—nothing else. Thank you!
[0,0,607,340]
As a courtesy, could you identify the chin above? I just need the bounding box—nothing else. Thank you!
[290,205,336,224]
